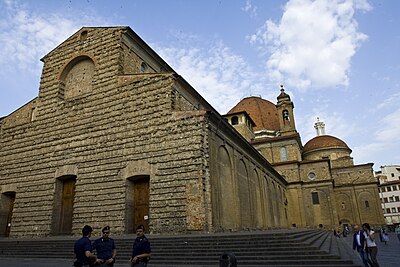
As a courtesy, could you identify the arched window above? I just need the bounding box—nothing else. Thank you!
[282,110,290,121]
[140,62,147,73]
[280,147,287,161]
[311,192,319,205]
[231,116,239,125]
[80,30,88,42]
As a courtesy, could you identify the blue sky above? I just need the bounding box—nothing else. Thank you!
[0,0,399,170]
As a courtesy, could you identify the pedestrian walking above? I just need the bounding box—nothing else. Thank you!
[395,225,400,242]
[352,224,369,267]
[382,231,389,245]
[363,223,380,267]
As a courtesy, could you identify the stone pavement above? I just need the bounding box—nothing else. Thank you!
[1,232,399,267]
[340,231,399,267]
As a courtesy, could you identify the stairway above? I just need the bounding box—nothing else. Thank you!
[0,229,361,267]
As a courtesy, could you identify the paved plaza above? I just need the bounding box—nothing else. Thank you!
[1,232,399,267]
[341,231,399,267]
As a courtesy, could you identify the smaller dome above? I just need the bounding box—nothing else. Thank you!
[303,135,350,153]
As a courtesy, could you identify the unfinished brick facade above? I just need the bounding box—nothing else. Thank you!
[0,27,287,238]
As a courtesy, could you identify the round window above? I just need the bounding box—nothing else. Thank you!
[308,172,316,180]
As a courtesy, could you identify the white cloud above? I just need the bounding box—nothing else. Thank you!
[353,139,400,167]
[376,108,400,142]
[155,37,271,114]
[248,0,372,91]
[352,107,400,167]
[376,91,400,110]
[242,0,258,18]
[299,110,356,144]
[0,0,106,76]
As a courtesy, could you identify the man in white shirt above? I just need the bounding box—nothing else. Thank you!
[352,224,369,267]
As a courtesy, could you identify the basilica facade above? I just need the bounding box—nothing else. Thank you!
[0,27,383,238]
[224,89,385,230]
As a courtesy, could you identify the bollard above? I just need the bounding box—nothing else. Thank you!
[219,252,237,267]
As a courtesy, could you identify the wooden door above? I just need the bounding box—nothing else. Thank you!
[59,179,75,234]
[5,193,16,237]
[133,178,150,231]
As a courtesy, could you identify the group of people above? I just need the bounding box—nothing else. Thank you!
[73,224,151,267]
[73,221,398,267]
[352,223,380,267]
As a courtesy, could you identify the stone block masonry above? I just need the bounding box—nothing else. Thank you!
[0,27,210,237]
[0,27,289,238]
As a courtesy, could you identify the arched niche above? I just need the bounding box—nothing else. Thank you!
[216,146,239,230]
[59,56,95,99]
[237,159,251,228]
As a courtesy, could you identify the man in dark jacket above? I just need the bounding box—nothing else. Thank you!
[92,226,117,266]
[352,224,370,267]
[74,225,101,267]
[129,225,151,267]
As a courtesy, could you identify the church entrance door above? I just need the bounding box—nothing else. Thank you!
[59,179,75,234]
[133,177,150,232]
[1,192,16,237]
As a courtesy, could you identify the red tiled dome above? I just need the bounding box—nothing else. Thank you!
[227,96,280,132]
[303,135,350,153]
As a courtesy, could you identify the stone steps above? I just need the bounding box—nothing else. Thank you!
[0,229,362,266]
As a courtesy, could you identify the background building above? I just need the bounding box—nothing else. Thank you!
[376,165,400,228]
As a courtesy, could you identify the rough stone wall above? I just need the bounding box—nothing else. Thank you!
[334,188,358,224]
[0,28,126,237]
[283,161,384,228]
[273,160,331,184]
[298,161,331,183]
[284,141,302,161]
[120,41,157,74]
[301,183,338,228]
[256,143,273,163]
[330,156,354,168]
[332,164,377,186]
[254,138,301,164]
[277,161,337,228]
[1,99,37,128]
[232,124,255,142]
[0,27,212,237]
[273,162,301,183]
[332,164,384,225]
[334,185,385,226]
[286,184,305,227]
[303,148,351,162]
